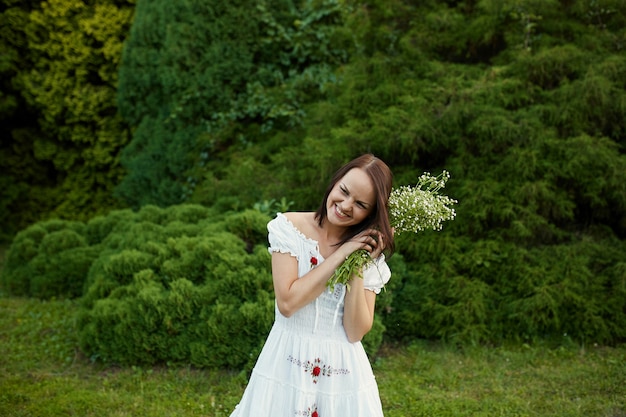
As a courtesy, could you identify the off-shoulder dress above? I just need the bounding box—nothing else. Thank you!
[229,213,391,416]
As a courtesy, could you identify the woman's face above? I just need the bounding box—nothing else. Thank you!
[326,168,376,227]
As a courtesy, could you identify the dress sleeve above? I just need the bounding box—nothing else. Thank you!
[267,213,299,259]
[362,254,391,294]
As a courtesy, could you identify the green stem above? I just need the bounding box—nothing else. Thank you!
[326,249,373,292]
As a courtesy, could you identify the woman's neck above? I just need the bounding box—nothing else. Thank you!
[315,217,345,247]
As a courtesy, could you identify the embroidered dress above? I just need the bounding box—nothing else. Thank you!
[229,213,391,417]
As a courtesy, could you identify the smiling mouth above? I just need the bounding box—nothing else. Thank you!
[335,205,350,218]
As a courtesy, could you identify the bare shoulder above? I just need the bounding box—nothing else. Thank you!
[283,212,317,238]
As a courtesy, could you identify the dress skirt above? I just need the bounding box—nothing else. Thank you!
[229,297,384,417]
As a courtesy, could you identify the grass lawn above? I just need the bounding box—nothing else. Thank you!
[0,296,624,417]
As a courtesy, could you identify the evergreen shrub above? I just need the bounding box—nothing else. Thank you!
[0,0,134,238]
[116,0,352,209]
[76,206,282,368]
[386,231,626,345]
[1,219,95,298]
[1,205,298,368]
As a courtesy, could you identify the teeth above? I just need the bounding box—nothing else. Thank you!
[336,206,348,217]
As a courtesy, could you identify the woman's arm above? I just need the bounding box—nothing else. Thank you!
[343,231,387,342]
[342,277,377,342]
[272,249,350,317]
[272,228,381,318]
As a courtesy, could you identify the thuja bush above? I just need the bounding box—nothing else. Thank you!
[386,230,626,345]
[0,0,134,240]
[77,205,281,368]
[116,0,351,208]
[1,219,98,299]
[1,206,249,367]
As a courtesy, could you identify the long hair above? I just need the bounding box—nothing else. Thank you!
[314,154,395,255]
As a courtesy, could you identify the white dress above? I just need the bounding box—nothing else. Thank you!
[229,213,391,417]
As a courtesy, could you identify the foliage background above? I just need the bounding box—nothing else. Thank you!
[1,0,625,367]
[0,0,135,240]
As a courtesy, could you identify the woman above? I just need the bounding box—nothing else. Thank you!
[230,154,395,416]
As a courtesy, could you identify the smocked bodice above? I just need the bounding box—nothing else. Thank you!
[267,213,391,341]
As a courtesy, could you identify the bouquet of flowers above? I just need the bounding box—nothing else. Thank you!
[326,170,457,292]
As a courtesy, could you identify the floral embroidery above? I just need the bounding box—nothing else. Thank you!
[287,355,350,383]
[295,403,318,416]
[309,358,323,381]
[310,256,318,268]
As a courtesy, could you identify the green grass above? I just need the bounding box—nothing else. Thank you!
[0,296,624,417]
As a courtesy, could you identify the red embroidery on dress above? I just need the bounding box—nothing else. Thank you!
[310,256,318,268]
[308,358,324,383]
[287,355,350,383]
[295,403,318,416]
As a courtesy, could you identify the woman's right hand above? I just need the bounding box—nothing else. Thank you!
[342,229,383,259]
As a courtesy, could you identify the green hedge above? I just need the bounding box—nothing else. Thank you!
[385,231,626,346]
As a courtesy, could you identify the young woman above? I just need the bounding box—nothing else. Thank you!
[230,154,395,416]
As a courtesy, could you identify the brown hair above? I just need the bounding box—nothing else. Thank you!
[314,154,395,255]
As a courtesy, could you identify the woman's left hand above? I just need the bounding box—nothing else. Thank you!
[369,230,385,259]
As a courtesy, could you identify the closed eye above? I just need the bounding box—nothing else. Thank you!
[340,184,370,209]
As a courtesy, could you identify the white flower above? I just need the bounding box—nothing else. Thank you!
[388,171,457,234]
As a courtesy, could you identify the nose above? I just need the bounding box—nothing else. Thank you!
[340,198,355,212]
